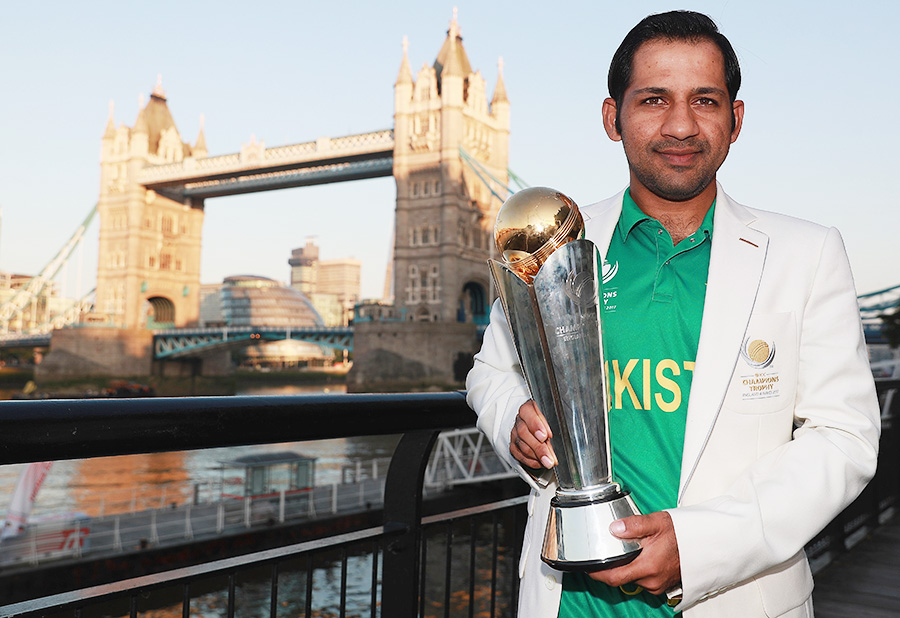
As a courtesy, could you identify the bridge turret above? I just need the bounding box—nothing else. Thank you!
[96,80,204,330]
[100,101,117,163]
[489,57,510,176]
[395,36,414,94]
[390,11,506,324]
[491,57,510,125]
[193,114,208,159]
[130,98,150,158]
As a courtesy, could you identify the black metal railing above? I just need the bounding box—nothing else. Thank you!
[0,380,897,617]
[806,378,899,572]
[0,392,525,617]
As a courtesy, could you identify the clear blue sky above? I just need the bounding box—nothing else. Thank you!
[1,1,897,300]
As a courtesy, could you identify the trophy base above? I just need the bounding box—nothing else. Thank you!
[541,490,642,571]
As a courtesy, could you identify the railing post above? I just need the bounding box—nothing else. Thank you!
[381,429,440,618]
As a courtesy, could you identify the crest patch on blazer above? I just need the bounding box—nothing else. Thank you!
[735,335,782,402]
[740,337,776,369]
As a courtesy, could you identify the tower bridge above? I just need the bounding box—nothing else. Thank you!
[95,14,509,334]
[138,129,395,203]
[15,14,511,384]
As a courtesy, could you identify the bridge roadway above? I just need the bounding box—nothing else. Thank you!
[153,325,353,358]
[138,129,395,203]
[0,325,355,359]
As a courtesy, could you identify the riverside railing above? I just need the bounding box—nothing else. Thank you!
[0,380,897,617]
[0,392,525,617]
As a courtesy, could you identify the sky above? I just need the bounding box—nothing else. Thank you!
[1,1,898,300]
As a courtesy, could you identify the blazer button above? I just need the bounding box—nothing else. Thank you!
[545,574,557,589]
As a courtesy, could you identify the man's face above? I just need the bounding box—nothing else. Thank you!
[602,38,744,202]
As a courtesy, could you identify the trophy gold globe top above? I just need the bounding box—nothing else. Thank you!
[493,187,584,283]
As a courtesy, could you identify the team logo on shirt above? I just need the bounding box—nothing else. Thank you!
[602,260,619,284]
[740,337,776,369]
[601,260,619,313]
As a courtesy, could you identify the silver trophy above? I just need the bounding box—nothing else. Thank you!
[490,186,641,570]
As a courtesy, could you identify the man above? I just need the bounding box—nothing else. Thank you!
[466,10,880,618]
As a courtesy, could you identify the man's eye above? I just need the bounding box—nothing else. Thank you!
[642,97,664,105]
[695,97,717,106]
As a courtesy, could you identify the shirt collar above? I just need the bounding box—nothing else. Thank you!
[616,188,716,242]
[616,188,650,242]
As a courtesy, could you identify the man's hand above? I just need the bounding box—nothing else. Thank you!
[588,511,681,596]
[510,400,557,470]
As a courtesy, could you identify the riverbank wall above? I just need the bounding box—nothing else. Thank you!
[347,321,479,392]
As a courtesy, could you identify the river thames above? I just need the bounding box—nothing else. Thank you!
[0,382,520,618]
[0,383,400,522]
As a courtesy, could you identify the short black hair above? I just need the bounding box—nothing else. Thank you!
[608,11,741,129]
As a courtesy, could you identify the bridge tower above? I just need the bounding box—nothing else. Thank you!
[96,79,205,329]
[392,14,509,324]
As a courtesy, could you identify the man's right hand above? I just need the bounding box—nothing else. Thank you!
[510,399,558,470]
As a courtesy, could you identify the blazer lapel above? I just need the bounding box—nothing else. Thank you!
[678,186,769,502]
[581,189,625,257]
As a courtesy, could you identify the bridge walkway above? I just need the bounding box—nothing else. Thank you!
[813,513,900,616]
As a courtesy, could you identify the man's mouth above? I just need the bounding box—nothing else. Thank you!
[656,148,701,166]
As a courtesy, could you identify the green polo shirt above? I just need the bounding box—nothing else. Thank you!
[558,189,714,618]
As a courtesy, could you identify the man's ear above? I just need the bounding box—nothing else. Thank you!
[602,98,622,141]
[730,99,745,143]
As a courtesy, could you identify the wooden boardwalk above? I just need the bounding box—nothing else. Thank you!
[813,515,900,617]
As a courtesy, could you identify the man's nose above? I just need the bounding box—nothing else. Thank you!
[660,101,700,140]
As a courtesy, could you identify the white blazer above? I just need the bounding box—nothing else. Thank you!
[466,185,880,618]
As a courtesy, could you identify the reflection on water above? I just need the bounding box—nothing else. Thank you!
[0,383,400,520]
[0,382,520,617]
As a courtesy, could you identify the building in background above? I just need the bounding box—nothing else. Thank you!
[0,272,73,334]
[288,240,318,298]
[288,240,360,326]
[199,275,331,369]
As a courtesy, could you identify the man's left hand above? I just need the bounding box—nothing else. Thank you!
[588,511,681,596]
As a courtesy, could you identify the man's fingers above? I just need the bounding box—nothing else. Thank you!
[518,400,553,441]
[588,564,637,589]
[609,514,651,540]
[593,511,680,595]
[509,401,557,469]
[511,417,555,468]
[609,511,673,540]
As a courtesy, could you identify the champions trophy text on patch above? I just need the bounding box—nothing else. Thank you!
[737,337,780,400]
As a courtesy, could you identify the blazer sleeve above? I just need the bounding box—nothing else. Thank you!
[668,227,881,609]
[466,299,552,491]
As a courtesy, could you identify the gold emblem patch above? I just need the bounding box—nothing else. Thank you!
[740,336,776,369]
